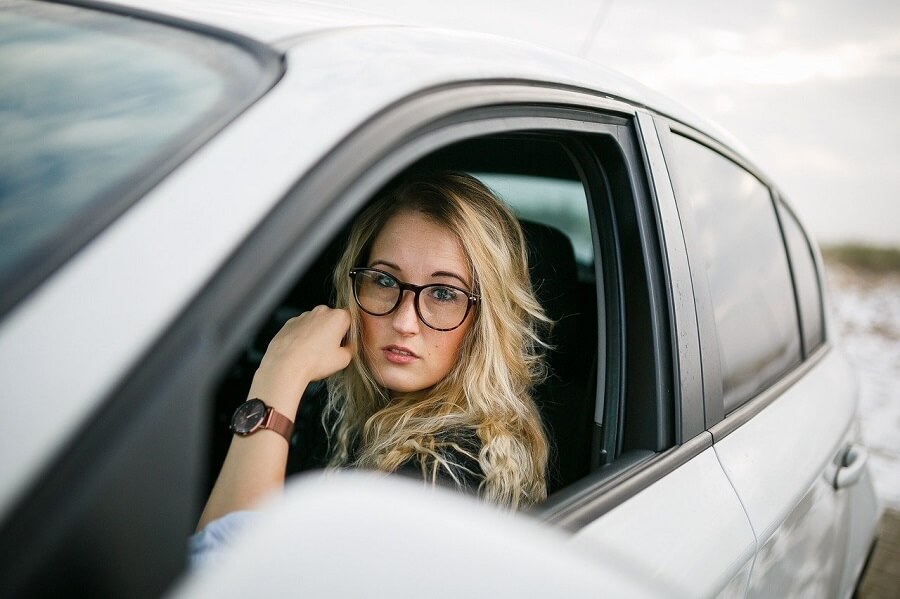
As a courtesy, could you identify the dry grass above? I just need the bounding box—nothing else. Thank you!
[822,244,900,274]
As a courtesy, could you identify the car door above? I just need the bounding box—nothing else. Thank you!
[655,117,880,598]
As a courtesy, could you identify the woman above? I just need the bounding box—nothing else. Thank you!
[194,172,551,551]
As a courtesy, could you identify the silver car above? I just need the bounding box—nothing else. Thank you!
[0,1,880,597]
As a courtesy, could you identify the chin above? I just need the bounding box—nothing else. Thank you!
[373,367,433,394]
[381,377,430,394]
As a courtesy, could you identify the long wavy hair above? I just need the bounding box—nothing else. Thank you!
[324,171,550,509]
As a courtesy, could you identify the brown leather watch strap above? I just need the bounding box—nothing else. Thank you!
[262,406,294,443]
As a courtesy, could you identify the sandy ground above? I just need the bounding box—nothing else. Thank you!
[824,261,900,510]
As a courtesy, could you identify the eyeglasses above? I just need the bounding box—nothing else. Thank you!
[349,268,479,331]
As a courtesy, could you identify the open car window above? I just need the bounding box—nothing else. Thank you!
[207,124,674,505]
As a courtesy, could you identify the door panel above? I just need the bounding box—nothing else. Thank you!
[713,349,856,597]
[835,427,880,598]
[744,478,845,597]
[570,446,755,597]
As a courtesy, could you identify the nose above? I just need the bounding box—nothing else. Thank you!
[391,290,420,335]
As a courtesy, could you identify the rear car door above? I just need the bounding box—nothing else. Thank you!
[656,118,880,597]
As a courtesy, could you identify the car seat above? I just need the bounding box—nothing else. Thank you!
[519,220,596,494]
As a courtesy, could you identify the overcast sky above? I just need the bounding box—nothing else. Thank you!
[586,0,900,247]
[339,0,899,246]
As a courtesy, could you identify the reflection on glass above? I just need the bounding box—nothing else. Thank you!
[0,3,260,304]
[670,134,801,411]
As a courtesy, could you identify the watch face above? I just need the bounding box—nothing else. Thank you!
[231,399,267,435]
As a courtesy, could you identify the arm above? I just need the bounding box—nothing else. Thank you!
[196,305,352,531]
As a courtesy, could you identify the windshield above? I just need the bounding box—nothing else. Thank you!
[0,0,278,316]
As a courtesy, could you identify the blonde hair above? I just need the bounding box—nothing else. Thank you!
[325,171,550,509]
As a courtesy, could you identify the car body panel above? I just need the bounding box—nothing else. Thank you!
[103,0,400,44]
[713,348,876,597]
[105,0,606,57]
[570,447,756,597]
[836,443,880,599]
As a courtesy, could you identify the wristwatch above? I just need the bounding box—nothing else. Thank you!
[230,398,294,443]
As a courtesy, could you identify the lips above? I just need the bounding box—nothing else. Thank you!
[382,344,419,364]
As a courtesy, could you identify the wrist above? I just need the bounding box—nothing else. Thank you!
[248,368,309,417]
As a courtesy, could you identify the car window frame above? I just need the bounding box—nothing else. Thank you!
[177,88,691,526]
[774,193,827,357]
[213,101,684,519]
[655,117,832,439]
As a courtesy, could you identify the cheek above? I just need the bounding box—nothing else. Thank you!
[359,314,379,352]
[427,324,470,369]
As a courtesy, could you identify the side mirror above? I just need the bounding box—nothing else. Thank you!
[173,471,665,598]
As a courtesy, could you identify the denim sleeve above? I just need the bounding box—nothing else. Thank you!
[188,511,260,569]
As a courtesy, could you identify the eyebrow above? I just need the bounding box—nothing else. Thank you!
[369,260,470,287]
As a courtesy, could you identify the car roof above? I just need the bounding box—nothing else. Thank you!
[102,0,754,161]
[106,0,394,44]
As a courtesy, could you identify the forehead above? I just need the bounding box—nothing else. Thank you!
[368,211,470,280]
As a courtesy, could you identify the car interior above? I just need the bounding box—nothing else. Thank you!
[208,131,668,503]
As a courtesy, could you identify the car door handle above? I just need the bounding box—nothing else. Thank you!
[834,444,869,490]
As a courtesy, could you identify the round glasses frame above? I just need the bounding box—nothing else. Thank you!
[349,267,480,332]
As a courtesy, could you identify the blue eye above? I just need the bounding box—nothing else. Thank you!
[374,273,398,288]
[429,286,460,303]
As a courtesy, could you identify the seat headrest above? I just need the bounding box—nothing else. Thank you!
[519,220,581,380]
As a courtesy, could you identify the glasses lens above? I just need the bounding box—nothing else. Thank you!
[419,284,469,330]
[354,270,400,315]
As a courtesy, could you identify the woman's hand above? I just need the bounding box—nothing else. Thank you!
[249,305,352,413]
[197,306,351,531]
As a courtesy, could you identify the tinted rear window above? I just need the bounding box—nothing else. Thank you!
[669,134,801,412]
[0,1,277,315]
